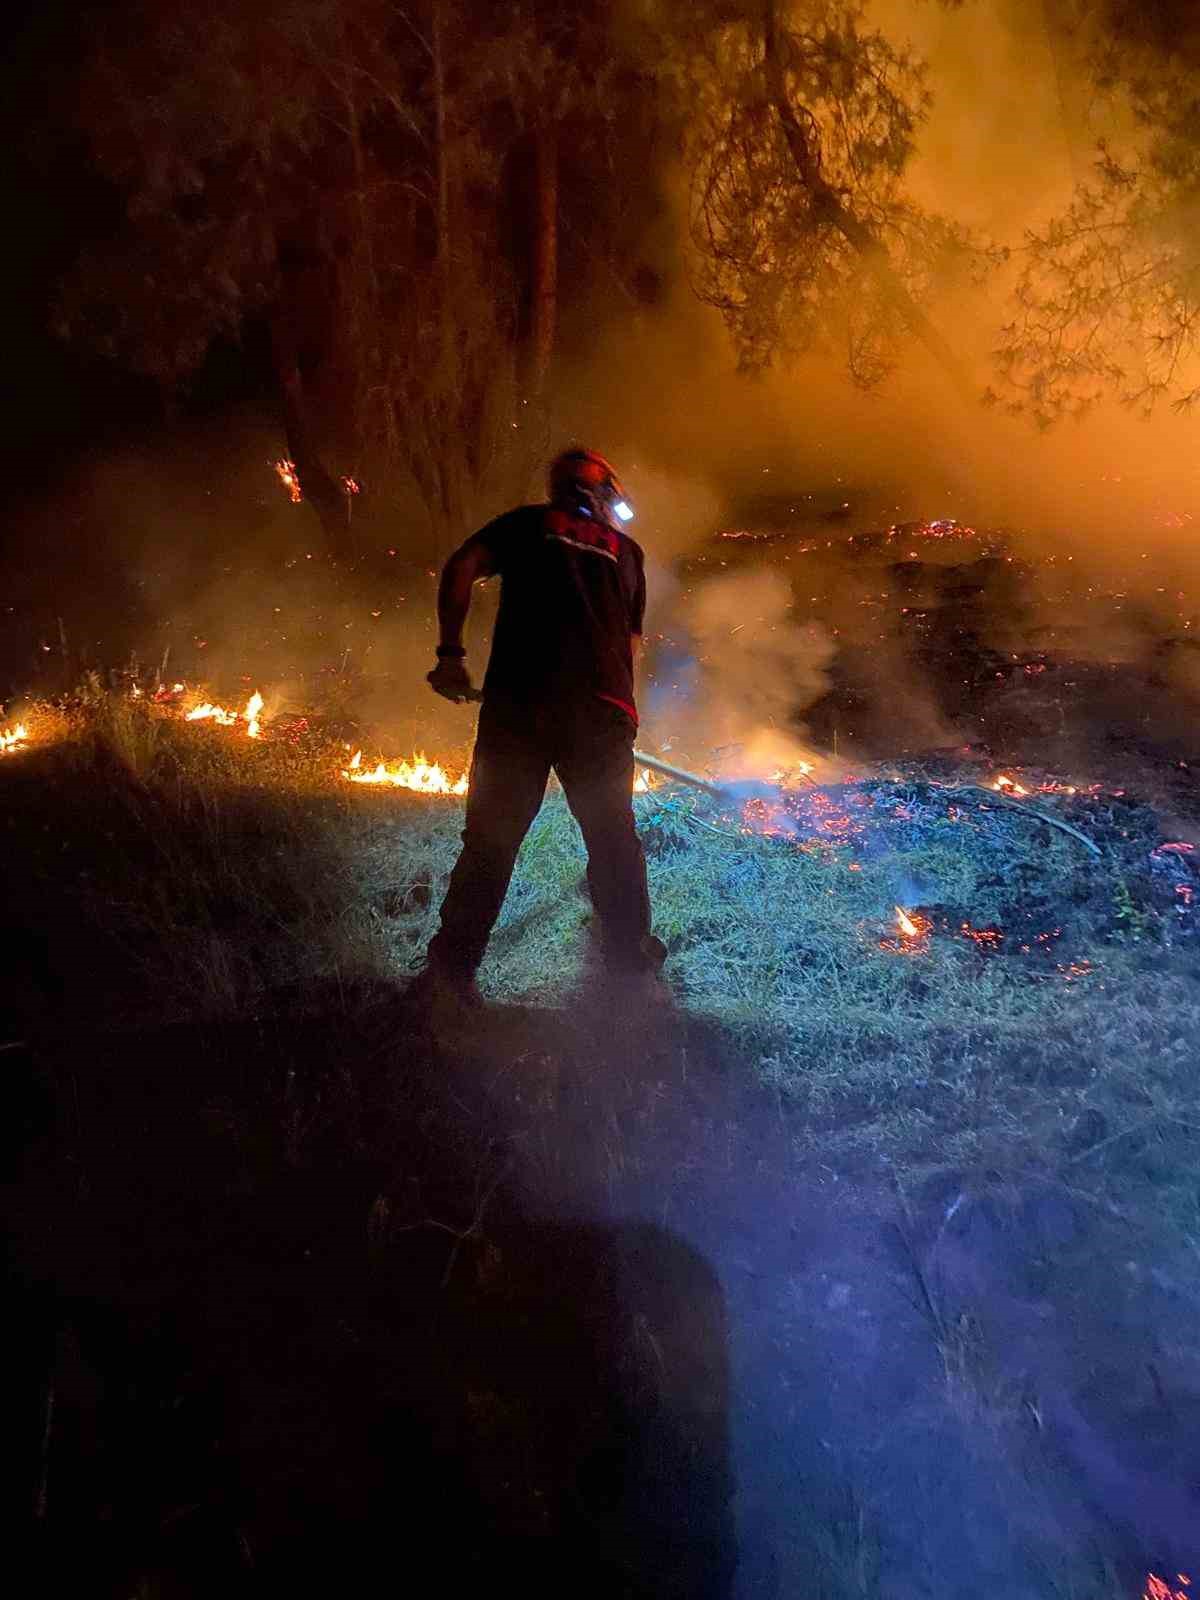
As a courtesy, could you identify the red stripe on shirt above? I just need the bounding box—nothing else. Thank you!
[596,691,638,725]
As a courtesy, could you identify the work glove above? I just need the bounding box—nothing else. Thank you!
[427,656,480,704]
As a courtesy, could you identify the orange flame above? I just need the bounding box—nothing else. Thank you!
[768,761,815,784]
[342,749,469,795]
[185,701,239,727]
[880,905,932,953]
[992,774,1030,796]
[185,691,265,737]
[1,721,29,754]
[274,458,302,503]
[340,752,658,797]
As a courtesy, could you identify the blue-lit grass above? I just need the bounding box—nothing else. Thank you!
[11,693,1200,1584]
[20,689,1200,1222]
[449,784,1200,1221]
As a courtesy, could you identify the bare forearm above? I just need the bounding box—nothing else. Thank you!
[436,555,477,649]
[427,539,494,702]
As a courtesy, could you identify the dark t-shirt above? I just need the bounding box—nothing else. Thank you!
[472,503,646,721]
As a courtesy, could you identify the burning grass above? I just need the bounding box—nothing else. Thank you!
[342,748,469,794]
[5,681,1200,1225]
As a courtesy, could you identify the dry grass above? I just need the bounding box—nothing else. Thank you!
[9,686,1200,1227]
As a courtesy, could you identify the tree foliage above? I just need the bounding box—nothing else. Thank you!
[52,0,327,384]
[685,0,976,388]
[992,0,1200,423]
[50,0,666,553]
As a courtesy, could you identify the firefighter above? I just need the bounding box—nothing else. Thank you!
[415,448,664,1007]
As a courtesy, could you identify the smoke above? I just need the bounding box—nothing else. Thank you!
[7,0,1200,766]
[620,468,725,566]
[643,568,834,775]
[585,0,1200,591]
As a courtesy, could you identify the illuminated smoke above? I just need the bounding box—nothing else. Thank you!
[649,568,834,778]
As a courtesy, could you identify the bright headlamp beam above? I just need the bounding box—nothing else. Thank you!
[613,499,634,523]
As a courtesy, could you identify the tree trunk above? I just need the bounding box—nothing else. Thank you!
[431,0,449,304]
[531,120,558,392]
[269,313,352,561]
[428,0,465,554]
[761,1,973,401]
[341,11,379,443]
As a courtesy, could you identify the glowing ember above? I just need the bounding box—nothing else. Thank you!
[342,749,469,795]
[1,721,30,754]
[274,458,302,503]
[739,783,870,846]
[1058,959,1096,981]
[341,475,361,496]
[887,517,980,543]
[974,769,1117,799]
[1145,1575,1191,1600]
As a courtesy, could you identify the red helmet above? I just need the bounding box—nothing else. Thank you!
[548,447,634,532]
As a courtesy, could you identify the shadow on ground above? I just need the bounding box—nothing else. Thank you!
[11,983,1200,1599]
[9,996,738,1597]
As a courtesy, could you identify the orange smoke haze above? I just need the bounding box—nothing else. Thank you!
[5,1,1199,766]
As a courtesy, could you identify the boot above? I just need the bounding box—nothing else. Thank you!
[591,934,671,1008]
[407,958,484,1021]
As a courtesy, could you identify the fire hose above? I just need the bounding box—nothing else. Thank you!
[632,750,730,799]
[632,751,813,804]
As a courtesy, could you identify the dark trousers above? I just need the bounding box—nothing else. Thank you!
[428,697,652,977]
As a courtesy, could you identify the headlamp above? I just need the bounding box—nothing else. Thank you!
[613,498,634,523]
